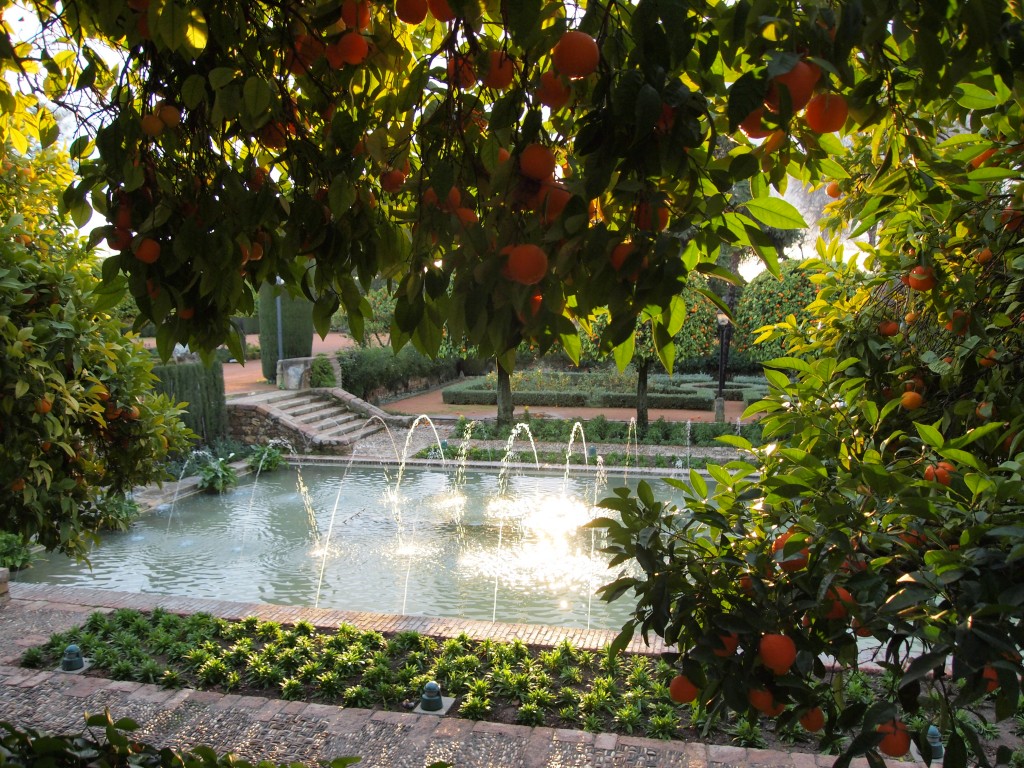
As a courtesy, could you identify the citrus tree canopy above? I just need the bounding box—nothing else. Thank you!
[2,0,1016,370]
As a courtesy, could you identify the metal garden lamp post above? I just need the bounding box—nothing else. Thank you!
[715,313,731,423]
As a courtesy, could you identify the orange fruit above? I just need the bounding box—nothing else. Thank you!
[537,70,571,110]
[825,180,841,198]
[340,0,370,30]
[851,617,873,637]
[134,238,161,264]
[426,0,455,22]
[978,348,998,367]
[286,34,325,75]
[179,307,195,320]
[764,60,820,113]
[944,308,969,335]
[107,228,132,251]
[10,478,26,492]
[538,183,572,225]
[924,462,954,485]
[634,200,669,231]
[739,107,770,139]
[551,30,600,79]
[157,103,181,128]
[519,143,556,181]
[876,719,911,757]
[259,121,292,150]
[900,390,923,410]
[982,665,999,692]
[877,319,899,337]
[329,31,369,66]
[906,265,936,290]
[504,244,548,285]
[805,93,848,133]
[454,207,478,225]
[824,586,855,620]
[668,674,699,704]
[748,687,784,716]
[35,397,53,415]
[1000,207,1024,231]
[396,0,428,23]
[905,310,918,324]
[140,113,165,137]
[712,632,740,657]
[975,247,994,264]
[759,633,796,675]
[114,203,133,229]
[482,50,515,89]
[799,707,825,732]
[527,290,543,317]
[447,53,476,88]
[496,147,510,164]
[381,169,406,194]
[610,241,635,271]
[772,530,809,572]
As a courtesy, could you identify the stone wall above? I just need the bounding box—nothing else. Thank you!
[0,567,9,608]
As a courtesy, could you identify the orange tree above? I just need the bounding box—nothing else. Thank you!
[1,0,1023,756]
[1,136,195,558]
[591,51,1024,768]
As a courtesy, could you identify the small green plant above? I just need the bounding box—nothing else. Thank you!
[516,702,545,726]
[247,443,286,472]
[195,454,238,493]
[160,669,182,688]
[93,493,140,531]
[727,716,768,749]
[20,647,44,668]
[648,713,679,740]
[280,677,305,700]
[0,531,33,570]
[343,684,374,708]
[460,694,492,720]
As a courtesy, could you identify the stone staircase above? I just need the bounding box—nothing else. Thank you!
[226,388,410,455]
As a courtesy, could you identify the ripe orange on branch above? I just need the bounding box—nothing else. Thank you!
[329,32,369,66]
[759,633,797,675]
[504,244,548,285]
[552,30,600,79]
[748,687,784,716]
[906,265,936,291]
[799,707,825,732]
[519,143,556,181]
[772,530,809,572]
[805,93,848,133]
[876,720,911,757]
[396,0,427,23]
[482,51,515,89]
[634,200,668,231]
[537,70,571,110]
[900,390,924,410]
[668,674,699,703]
[340,0,370,30]
[765,60,820,113]
[134,238,161,264]
[426,0,455,22]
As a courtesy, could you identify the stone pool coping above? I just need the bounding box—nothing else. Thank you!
[1,583,921,768]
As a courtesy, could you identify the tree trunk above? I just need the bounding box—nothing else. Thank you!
[636,359,650,435]
[496,358,514,429]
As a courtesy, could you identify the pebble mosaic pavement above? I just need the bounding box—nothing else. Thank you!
[0,586,922,768]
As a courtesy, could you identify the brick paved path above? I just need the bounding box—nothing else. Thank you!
[0,584,916,768]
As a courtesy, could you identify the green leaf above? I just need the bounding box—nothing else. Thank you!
[612,333,635,371]
[506,0,541,43]
[914,422,944,450]
[242,77,273,123]
[954,83,1005,110]
[560,329,581,365]
[742,197,808,229]
[181,74,207,109]
[208,67,236,90]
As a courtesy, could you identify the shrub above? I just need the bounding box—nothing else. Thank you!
[0,531,33,570]
[732,259,818,363]
[93,493,141,532]
[336,345,458,401]
[151,361,227,444]
[310,354,337,388]
[195,455,238,494]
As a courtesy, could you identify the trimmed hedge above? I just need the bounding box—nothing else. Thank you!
[258,283,314,382]
[337,345,459,401]
[151,361,227,443]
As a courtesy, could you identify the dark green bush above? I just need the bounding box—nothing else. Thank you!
[0,531,33,569]
[310,354,337,387]
[732,259,818,363]
[336,345,458,401]
[258,283,314,382]
[151,361,227,444]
